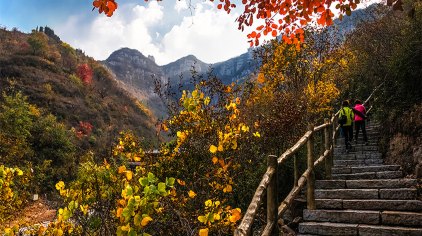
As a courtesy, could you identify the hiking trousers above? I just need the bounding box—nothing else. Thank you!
[355,120,368,142]
[341,125,353,149]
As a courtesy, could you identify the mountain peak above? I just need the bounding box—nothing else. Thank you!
[107,47,146,60]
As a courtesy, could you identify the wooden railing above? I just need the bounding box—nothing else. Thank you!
[234,118,339,236]
[235,85,382,236]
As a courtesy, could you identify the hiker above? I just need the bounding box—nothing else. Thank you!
[338,100,354,152]
[353,99,368,145]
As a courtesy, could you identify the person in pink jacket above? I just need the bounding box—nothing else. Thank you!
[353,99,368,144]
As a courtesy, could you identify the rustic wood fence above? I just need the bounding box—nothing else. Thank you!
[235,85,381,236]
[234,117,339,236]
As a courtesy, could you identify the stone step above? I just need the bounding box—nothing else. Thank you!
[315,188,416,200]
[299,222,358,235]
[359,224,422,236]
[334,148,379,154]
[303,209,380,224]
[303,210,422,227]
[347,179,417,189]
[334,153,382,160]
[315,189,378,199]
[299,222,422,236]
[334,159,383,167]
[380,188,417,199]
[315,199,422,211]
[316,179,417,189]
[335,136,380,142]
[381,211,422,227]
[332,171,402,180]
[332,165,401,174]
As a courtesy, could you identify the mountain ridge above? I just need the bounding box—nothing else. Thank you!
[103,3,382,119]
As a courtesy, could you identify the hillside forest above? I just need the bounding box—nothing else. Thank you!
[0,1,421,236]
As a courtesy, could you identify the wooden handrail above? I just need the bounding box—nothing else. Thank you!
[235,86,381,236]
[235,124,327,236]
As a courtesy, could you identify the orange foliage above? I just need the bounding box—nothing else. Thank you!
[92,0,118,17]
[92,0,360,46]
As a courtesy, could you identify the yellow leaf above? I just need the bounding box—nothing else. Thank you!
[223,184,232,193]
[118,165,126,174]
[177,179,186,186]
[56,229,63,236]
[253,132,261,137]
[162,123,169,131]
[141,216,153,226]
[214,213,221,220]
[121,224,130,231]
[235,97,241,104]
[217,144,223,152]
[188,190,196,198]
[231,140,237,150]
[133,155,141,162]
[4,228,11,234]
[55,181,65,190]
[209,145,217,153]
[229,208,242,222]
[80,205,88,215]
[198,216,207,224]
[205,200,213,207]
[204,97,211,105]
[199,228,209,236]
[212,156,218,164]
[116,207,123,218]
[125,171,133,181]
[257,73,265,83]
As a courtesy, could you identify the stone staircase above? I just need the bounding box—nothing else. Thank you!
[298,122,422,235]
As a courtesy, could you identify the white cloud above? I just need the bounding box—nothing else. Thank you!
[160,3,248,64]
[174,0,189,13]
[56,2,249,65]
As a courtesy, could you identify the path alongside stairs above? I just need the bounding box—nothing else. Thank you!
[298,122,422,235]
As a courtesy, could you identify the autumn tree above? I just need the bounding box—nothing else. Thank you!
[60,42,78,71]
[77,63,93,85]
[27,31,49,56]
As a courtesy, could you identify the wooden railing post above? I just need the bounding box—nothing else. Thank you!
[294,154,299,187]
[307,124,316,210]
[267,155,278,235]
[324,118,332,179]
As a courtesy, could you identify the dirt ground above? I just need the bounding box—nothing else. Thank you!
[4,198,56,229]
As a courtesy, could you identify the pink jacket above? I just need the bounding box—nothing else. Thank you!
[354,104,366,121]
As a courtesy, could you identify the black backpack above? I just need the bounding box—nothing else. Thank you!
[339,108,347,125]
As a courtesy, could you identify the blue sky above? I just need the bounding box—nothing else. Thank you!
[0,0,251,65]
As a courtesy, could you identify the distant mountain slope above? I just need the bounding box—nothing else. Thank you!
[103,48,168,119]
[103,3,381,119]
[0,28,159,155]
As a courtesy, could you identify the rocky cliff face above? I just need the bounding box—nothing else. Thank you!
[103,48,168,119]
[103,48,258,118]
[212,49,258,84]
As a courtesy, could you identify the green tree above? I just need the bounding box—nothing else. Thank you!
[27,31,48,56]
[0,92,35,163]
[30,114,76,192]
